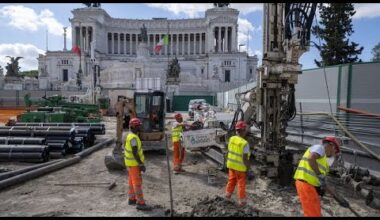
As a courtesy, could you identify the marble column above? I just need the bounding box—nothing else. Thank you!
[193,33,196,55]
[170,34,173,55]
[181,34,185,55]
[175,34,179,56]
[218,26,221,53]
[111,32,114,54]
[232,25,236,52]
[135,34,138,55]
[124,33,126,54]
[187,33,190,55]
[80,27,84,53]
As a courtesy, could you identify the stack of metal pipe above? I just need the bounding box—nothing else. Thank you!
[0,123,105,162]
[0,144,49,162]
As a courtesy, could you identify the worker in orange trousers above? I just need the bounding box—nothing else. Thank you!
[171,113,189,174]
[294,136,341,216]
[225,121,251,207]
[124,117,152,211]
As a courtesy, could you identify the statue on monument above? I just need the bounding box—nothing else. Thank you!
[140,24,148,43]
[83,3,101,7]
[167,57,181,79]
[5,56,23,77]
[214,3,230,8]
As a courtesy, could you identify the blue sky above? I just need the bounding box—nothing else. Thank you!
[0,3,379,71]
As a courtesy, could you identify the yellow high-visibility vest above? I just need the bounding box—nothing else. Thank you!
[226,135,250,172]
[293,147,329,187]
[172,124,183,143]
[124,132,144,167]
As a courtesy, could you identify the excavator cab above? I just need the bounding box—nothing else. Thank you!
[134,90,165,133]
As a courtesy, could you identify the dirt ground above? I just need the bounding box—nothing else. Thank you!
[0,116,379,217]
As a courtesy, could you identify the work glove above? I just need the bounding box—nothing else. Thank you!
[247,170,254,181]
[317,174,326,197]
[139,164,146,173]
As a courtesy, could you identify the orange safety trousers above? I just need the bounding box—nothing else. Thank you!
[295,180,321,217]
[127,166,145,205]
[225,169,247,203]
[173,141,185,170]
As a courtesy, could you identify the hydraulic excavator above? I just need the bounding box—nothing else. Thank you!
[105,90,166,170]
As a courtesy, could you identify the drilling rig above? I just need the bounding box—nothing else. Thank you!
[235,3,318,182]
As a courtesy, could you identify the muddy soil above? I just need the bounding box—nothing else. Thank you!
[0,116,379,217]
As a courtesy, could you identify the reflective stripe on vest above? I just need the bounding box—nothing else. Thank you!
[172,125,183,143]
[124,132,144,167]
[226,136,250,172]
[293,147,329,187]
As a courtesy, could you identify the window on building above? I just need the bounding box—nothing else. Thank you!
[225,70,230,82]
[250,68,252,74]
[61,60,69,65]
[201,68,204,74]
[63,69,68,82]
[224,61,232,66]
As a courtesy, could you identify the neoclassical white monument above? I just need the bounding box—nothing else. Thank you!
[38,4,258,98]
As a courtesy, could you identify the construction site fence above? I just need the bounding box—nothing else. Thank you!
[0,90,87,107]
[216,61,380,114]
[287,111,380,174]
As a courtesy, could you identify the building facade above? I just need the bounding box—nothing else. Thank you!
[38,4,258,101]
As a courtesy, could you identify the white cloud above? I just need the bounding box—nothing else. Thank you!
[146,3,212,18]
[354,4,380,19]
[145,3,262,18]
[230,3,263,15]
[254,50,262,57]
[237,18,256,52]
[0,5,70,39]
[0,43,45,71]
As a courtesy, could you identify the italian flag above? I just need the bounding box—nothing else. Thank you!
[72,36,81,56]
[154,35,168,53]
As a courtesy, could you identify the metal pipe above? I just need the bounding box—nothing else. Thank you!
[0,159,63,181]
[75,138,113,158]
[0,156,81,191]
[0,138,113,191]
[298,112,380,161]
[164,134,174,217]
[0,137,46,145]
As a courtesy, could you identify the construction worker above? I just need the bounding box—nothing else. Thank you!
[172,113,188,174]
[294,136,341,217]
[124,117,152,211]
[225,120,251,207]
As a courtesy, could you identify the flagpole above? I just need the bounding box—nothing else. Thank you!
[167,20,170,77]
[78,22,83,90]
[166,20,170,111]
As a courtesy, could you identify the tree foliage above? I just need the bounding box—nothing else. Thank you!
[371,42,380,62]
[19,70,38,78]
[312,3,363,67]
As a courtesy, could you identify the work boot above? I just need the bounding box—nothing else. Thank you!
[136,203,152,211]
[178,167,186,173]
[128,199,136,205]
[173,167,180,175]
[238,201,247,208]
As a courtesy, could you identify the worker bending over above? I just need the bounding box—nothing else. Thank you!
[225,120,251,207]
[171,113,188,174]
[294,136,341,217]
[124,118,152,211]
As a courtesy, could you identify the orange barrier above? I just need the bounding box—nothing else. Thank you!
[0,107,27,124]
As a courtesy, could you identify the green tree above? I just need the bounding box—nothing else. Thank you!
[371,42,380,62]
[312,3,363,67]
[19,70,38,78]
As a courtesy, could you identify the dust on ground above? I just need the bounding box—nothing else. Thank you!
[0,116,379,217]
